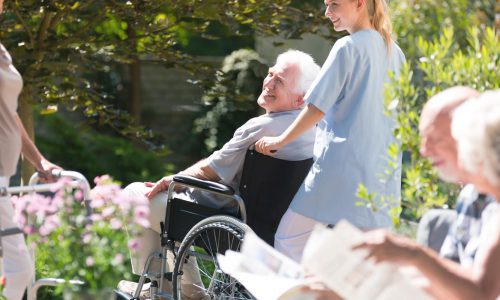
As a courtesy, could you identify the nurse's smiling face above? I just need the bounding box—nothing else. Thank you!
[324,0,359,33]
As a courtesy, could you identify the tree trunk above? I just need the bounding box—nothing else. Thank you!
[129,62,142,123]
[127,26,142,123]
[17,92,35,184]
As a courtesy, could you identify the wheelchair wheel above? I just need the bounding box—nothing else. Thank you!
[172,215,255,300]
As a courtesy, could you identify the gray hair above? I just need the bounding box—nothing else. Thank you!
[275,49,321,94]
[451,89,500,186]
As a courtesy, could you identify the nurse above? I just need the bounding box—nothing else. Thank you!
[255,0,405,261]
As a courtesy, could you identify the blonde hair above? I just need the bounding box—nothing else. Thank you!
[365,0,393,52]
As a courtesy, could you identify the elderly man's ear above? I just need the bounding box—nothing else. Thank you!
[294,95,305,109]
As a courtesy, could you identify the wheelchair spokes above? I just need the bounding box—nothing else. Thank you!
[173,216,255,300]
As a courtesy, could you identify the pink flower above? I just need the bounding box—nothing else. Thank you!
[90,213,103,222]
[90,197,105,209]
[82,233,92,244]
[134,205,149,219]
[23,225,35,235]
[101,206,116,218]
[134,216,150,228]
[13,213,26,228]
[39,225,51,236]
[49,178,71,193]
[112,253,124,265]
[110,218,122,229]
[85,256,94,266]
[90,183,121,208]
[127,239,140,250]
[73,190,84,201]
[94,175,111,185]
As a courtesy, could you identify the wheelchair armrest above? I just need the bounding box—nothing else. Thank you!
[172,175,235,196]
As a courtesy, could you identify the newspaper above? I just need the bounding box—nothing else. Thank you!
[218,220,433,300]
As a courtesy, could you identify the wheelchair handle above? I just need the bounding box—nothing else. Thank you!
[29,170,93,217]
[168,175,247,223]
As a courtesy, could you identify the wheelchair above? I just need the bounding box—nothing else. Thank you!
[116,148,313,300]
[0,170,92,300]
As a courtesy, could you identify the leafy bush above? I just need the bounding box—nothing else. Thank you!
[14,176,149,297]
[389,26,499,221]
[194,49,268,155]
[357,0,499,223]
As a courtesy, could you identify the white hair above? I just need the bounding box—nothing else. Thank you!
[451,89,500,186]
[275,49,321,94]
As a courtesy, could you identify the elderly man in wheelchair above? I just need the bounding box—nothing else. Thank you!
[116,49,321,300]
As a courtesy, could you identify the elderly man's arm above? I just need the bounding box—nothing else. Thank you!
[145,159,221,199]
[354,229,500,300]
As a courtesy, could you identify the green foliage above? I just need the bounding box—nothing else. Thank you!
[21,176,148,297]
[387,26,499,221]
[194,49,268,154]
[357,0,498,222]
[0,0,328,150]
[36,113,171,186]
[391,0,494,62]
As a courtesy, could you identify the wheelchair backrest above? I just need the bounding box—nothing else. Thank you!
[239,150,313,245]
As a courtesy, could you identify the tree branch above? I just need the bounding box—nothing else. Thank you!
[12,3,35,49]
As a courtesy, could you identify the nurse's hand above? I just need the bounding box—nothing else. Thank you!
[255,136,283,155]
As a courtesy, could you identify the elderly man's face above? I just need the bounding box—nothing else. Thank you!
[257,62,303,114]
[419,109,461,182]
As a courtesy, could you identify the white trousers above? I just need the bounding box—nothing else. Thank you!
[124,182,204,298]
[274,208,323,262]
[0,176,34,300]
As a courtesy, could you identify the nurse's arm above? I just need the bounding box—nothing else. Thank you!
[255,104,324,155]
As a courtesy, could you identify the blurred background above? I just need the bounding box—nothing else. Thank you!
[0,0,498,297]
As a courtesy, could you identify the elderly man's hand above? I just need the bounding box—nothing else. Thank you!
[352,230,419,265]
[255,136,283,156]
[145,175,173,199]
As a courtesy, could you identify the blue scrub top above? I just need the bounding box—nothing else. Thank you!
[290,29,406,228]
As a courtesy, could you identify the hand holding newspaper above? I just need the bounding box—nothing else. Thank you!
[218,220,433,300]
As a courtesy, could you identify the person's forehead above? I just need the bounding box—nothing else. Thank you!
[271,63,296,78]
[420,112,452,140]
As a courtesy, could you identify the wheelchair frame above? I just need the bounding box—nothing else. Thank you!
[123,175,254,300]
[120,148,313,300]
[0,170,92,300]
